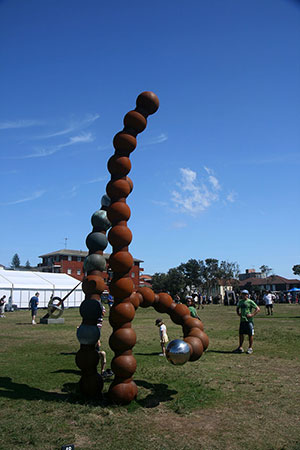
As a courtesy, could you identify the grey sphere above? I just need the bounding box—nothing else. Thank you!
[79,298,103,321]
[101,194,111,207]
[91,209,111,231]
[166,339,191,365]
[86,232,108,252]
[83,254,107,273]
[76,324,100,345]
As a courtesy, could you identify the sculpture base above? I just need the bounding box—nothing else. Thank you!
[40,318,65,325]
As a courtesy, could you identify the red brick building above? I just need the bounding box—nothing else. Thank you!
[38,249,143,288]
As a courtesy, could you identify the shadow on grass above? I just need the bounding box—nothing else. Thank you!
[134,379,177,408]
[206,349,235,354]
[60,352,77,356]
[51,369,81,375]
[256,316,300,320]
[0,376,111,407]
[0,376,78,403]
[0,376,176,409]
[135,352,161,356]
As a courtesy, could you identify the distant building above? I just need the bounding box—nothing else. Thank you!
[239,269,263,281]
[239,275,300,292]
[139,274,152,288]
[38,249,143,288]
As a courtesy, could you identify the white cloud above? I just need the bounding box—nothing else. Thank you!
[143,133,168,145]
[35,114,100,139]
[171,167,221,215]
[226,191,237,203]
[8,132,95,159]
[0,190,45,205]
[0,119,43,130]
[172,221,187,229]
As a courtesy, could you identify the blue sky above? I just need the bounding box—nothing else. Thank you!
[0,0,299,278]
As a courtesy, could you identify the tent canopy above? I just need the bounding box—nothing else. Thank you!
[0,270,83,308]
[0,270,80,289]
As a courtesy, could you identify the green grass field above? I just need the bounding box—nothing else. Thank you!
[0,304,300,450]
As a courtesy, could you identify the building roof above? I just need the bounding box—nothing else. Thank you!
[239,275,300,286]
[39,249,143,263]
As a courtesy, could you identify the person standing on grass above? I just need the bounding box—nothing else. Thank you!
[29,292,39,324]
[263,290,274,315]
[155,318,169,356]
[0,295,6,317]
[233,289,260,354]
[186,298,201,319]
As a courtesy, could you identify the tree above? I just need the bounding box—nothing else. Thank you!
[151,273,169,294]
[25,260,31,269]
[292,265,300,276]
[11,253,20,269]
[259,265,272,278]
[219,260,240,288]
[151,269,186,297]
[202,258,221,295]
[177,259,204,291]
[165,268,186,297]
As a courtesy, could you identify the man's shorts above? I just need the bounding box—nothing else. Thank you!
[31,308,38,317]
[239,321,254,336]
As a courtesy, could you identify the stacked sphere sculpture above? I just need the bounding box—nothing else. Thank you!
[75,91,209,405]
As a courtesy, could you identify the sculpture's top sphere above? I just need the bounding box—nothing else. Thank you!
[136,91,159,115]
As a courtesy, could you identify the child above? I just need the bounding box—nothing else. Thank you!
[155,318,169,356]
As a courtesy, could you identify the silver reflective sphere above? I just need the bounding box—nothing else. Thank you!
[101,194,111,207]
[166,339,191,365]
[76,324,100,345]
[91,209,111,231]
[83,253,107,273]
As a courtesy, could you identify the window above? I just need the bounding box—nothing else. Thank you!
[67,269,72,274]
[77,257,81,262]
[77,269,81,275]
[68,256,72,261]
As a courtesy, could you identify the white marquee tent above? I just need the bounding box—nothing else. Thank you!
[0,270,84,308]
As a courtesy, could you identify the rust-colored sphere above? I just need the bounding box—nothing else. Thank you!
[108,225,132,248]
[107,202,131,224]
[123,110,147,133]
[75,348,100,372]
[183,317,204,334]
[79,372,103,398]
[113,132,137,154]
[154,293,173,313]
[109,302,135,327]
[129,292,142,309]
[82,275,107,295]
[110,276,134,299]
[187,329,209,351]
[184,336,204,361]
[107,155,131,177]
[106,179,131,200]
[126,176,133,193]
[108,380,137,405]
[170,303,191,325]
[136,91,159,115]
[109,251,133,273]
[111,354,137,378]
[109,327,136,352]
[137,287,155,308]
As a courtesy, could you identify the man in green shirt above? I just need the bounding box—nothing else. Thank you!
[233,290,260,354]
[186,298,200,319]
